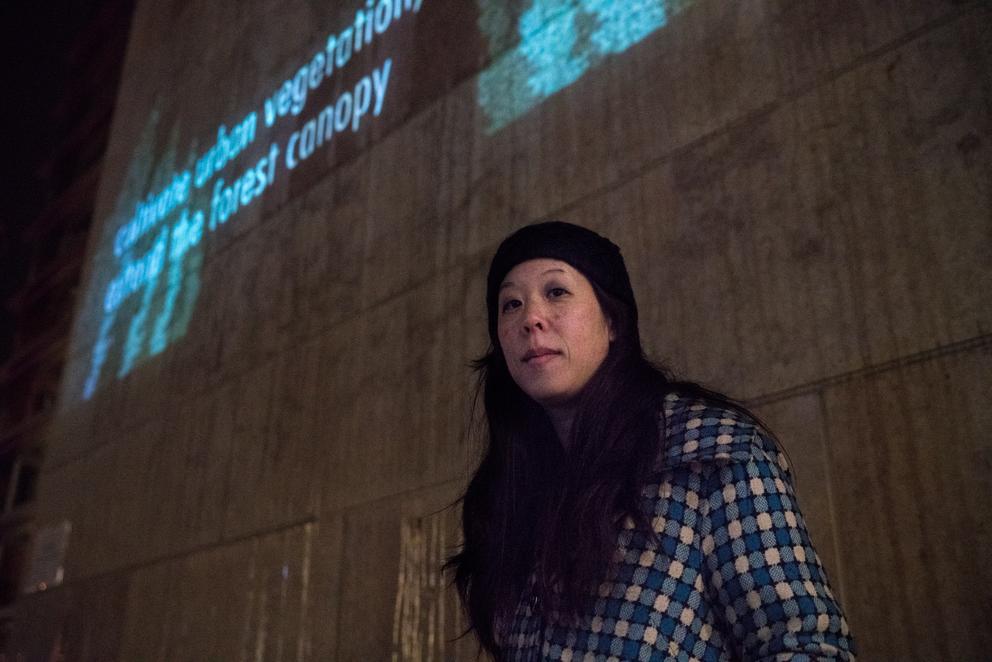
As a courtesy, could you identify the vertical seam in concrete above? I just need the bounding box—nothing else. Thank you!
[296,522,313,662]
[331,513,349,661]
[218,380,237,543]
[815,387,848,605]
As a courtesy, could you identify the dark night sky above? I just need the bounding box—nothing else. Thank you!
[1,2,133,361]
[2,2,93,236]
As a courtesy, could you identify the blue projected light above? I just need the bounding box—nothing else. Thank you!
[81,108,207,399]
[476,0,690,132]
[77,1,415,401]
[76,0,679,401]
[518,0,590,98]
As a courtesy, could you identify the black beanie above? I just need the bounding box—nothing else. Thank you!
[485,221,638,344]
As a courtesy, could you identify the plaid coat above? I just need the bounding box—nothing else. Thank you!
[503,392,855,661]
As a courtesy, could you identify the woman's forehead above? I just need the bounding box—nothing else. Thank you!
[500,258,578,288]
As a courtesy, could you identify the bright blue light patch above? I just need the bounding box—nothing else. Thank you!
[118,227,168,378]
[518,0,590,98]
[150,255,184,356]
[82,315,114,400]
[581,0,667,55]
[477,0,689,132]
[78,105,210,399]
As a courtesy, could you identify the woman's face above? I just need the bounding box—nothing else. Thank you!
[497,259,613,408]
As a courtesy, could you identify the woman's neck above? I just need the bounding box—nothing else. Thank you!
[544,404,576,447]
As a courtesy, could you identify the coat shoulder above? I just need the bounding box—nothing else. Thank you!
[656,391,781,471]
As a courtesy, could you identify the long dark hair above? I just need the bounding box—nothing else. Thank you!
[446,283,740,656]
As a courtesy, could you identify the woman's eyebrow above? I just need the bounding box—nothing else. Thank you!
[500,268,567,290]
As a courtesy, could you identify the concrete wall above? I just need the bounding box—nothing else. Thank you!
[9,1,990,659]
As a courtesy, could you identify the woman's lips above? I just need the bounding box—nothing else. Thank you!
[526,353,559,366]
[522,349,561,364]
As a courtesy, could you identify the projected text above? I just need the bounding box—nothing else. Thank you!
[79,0,684,401]
[80,1,412,400]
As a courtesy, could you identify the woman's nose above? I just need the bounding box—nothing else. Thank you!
[522,302,546,332]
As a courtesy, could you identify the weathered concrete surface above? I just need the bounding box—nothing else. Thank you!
[822,344,992,661]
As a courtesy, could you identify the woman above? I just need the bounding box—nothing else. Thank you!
[448,221,854,661]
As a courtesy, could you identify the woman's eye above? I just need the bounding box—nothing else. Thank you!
[547,287,568,298]
[501,299,521,313]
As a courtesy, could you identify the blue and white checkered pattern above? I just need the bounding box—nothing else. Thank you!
[503,393,855,661]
